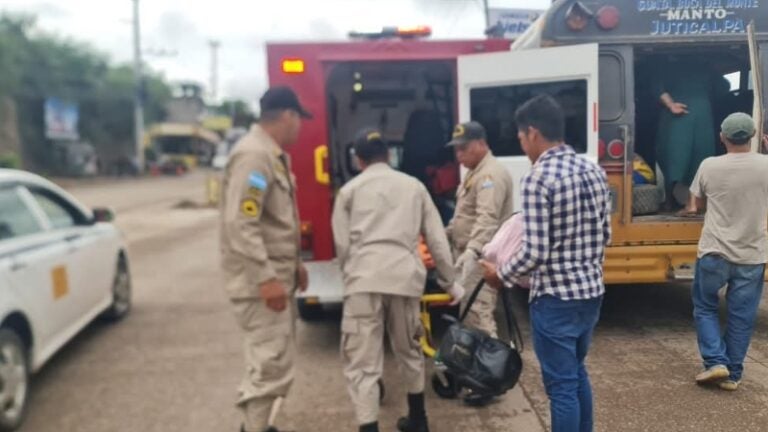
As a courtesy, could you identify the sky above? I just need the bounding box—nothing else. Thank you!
[0,0,551,105]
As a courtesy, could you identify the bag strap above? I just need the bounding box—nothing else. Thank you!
[456,273,525,352]
[500,288,524,352]
[459,279,486,322]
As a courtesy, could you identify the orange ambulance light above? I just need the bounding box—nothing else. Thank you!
[395,25,432,38]
[282,58,305,74]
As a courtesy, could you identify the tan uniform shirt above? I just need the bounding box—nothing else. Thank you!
[332,163,455,298]
[691,152,768,264]
[447,152,515,255]
[220,124,301,299]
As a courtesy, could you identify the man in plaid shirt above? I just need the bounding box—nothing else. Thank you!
[482,95,611,432]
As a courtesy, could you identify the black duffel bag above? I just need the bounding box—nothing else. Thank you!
[435,280,524,397]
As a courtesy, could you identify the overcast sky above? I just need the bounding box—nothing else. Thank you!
[1,0,551,104]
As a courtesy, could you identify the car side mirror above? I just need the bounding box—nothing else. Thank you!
[92,207,115,223]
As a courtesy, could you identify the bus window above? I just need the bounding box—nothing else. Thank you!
[599,53,626,122]
[470,79,588,157]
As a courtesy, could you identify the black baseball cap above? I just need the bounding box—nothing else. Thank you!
[354,128,385,147]
[260,86,313,119]
[446,121,486,147]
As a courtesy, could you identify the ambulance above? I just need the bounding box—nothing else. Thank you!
[266,1,768,320]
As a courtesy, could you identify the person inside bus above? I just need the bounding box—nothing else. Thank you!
[652,55,728,210]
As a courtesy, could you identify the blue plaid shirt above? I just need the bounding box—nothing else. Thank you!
[499,145,611,301]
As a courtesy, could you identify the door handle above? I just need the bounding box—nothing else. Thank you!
[314,145,330,186]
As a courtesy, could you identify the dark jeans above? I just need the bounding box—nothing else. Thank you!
[692,254,765,381]
[530,295,603,432]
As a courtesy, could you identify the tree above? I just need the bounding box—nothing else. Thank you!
[214,99,256,128]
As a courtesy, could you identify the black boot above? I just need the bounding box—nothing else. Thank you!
[396,393,429,432]
[359,421,379,432]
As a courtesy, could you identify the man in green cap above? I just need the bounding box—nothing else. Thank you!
[682,112,768,391]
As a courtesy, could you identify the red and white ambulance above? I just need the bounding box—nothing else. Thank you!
[266,28,516,319]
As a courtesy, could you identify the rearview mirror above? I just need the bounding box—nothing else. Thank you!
[92,207,115,223]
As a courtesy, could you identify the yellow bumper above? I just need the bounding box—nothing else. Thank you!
[604,244,699,285]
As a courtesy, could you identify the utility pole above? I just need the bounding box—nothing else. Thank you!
[209,40,221,104]
[482,0,491,29]
[132,0,145,173]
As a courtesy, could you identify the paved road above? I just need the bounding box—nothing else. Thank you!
[17,173,768,431]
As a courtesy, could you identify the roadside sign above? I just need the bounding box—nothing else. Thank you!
[488,8,544,39]
[44,98,79,141]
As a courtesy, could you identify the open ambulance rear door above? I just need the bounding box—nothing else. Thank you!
[456,44,600,212]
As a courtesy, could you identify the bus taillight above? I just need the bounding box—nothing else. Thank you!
[607,140,625,159]
[565,2,593,31]
[597,6,620,31]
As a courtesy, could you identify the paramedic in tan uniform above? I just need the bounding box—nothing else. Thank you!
[220,86,311,432]
[333,129,464,432]
[446,121,514,339]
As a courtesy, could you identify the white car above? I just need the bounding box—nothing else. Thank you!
[0,169,131,431]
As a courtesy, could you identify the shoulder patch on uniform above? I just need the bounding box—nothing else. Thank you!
[241,198,260,217]
[481,177,494,189]
[249,172,268,190]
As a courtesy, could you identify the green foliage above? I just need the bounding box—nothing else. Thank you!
[0,152,20,169]
[213,99,256,128]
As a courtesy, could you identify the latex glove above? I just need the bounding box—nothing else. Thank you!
[457,249,478,273]
[446,283,466,306]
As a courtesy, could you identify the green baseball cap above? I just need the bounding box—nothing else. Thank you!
[721,112,755,141]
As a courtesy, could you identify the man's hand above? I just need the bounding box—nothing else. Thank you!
[479,259,503,290]
[668,102,689,116]
[762,134,768,152]
[445,283,466,306]
[297,263,309,293]
[259,279,288,312]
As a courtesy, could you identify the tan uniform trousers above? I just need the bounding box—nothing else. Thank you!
[458,255,499,338]
[341,293,425,425]
[231,297,296,432]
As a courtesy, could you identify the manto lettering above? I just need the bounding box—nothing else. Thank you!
[651,18,746,34]
[664,8,729,20]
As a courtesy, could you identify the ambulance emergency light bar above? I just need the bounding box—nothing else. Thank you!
[348,25,432,39]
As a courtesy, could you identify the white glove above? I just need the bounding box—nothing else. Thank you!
[446,283,466,306]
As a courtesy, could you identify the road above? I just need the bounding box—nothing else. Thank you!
[18,172,768,432]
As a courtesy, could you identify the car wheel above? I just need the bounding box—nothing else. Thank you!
[297,298,324,321]
[102,257,132,321]
[0,329,29,432]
